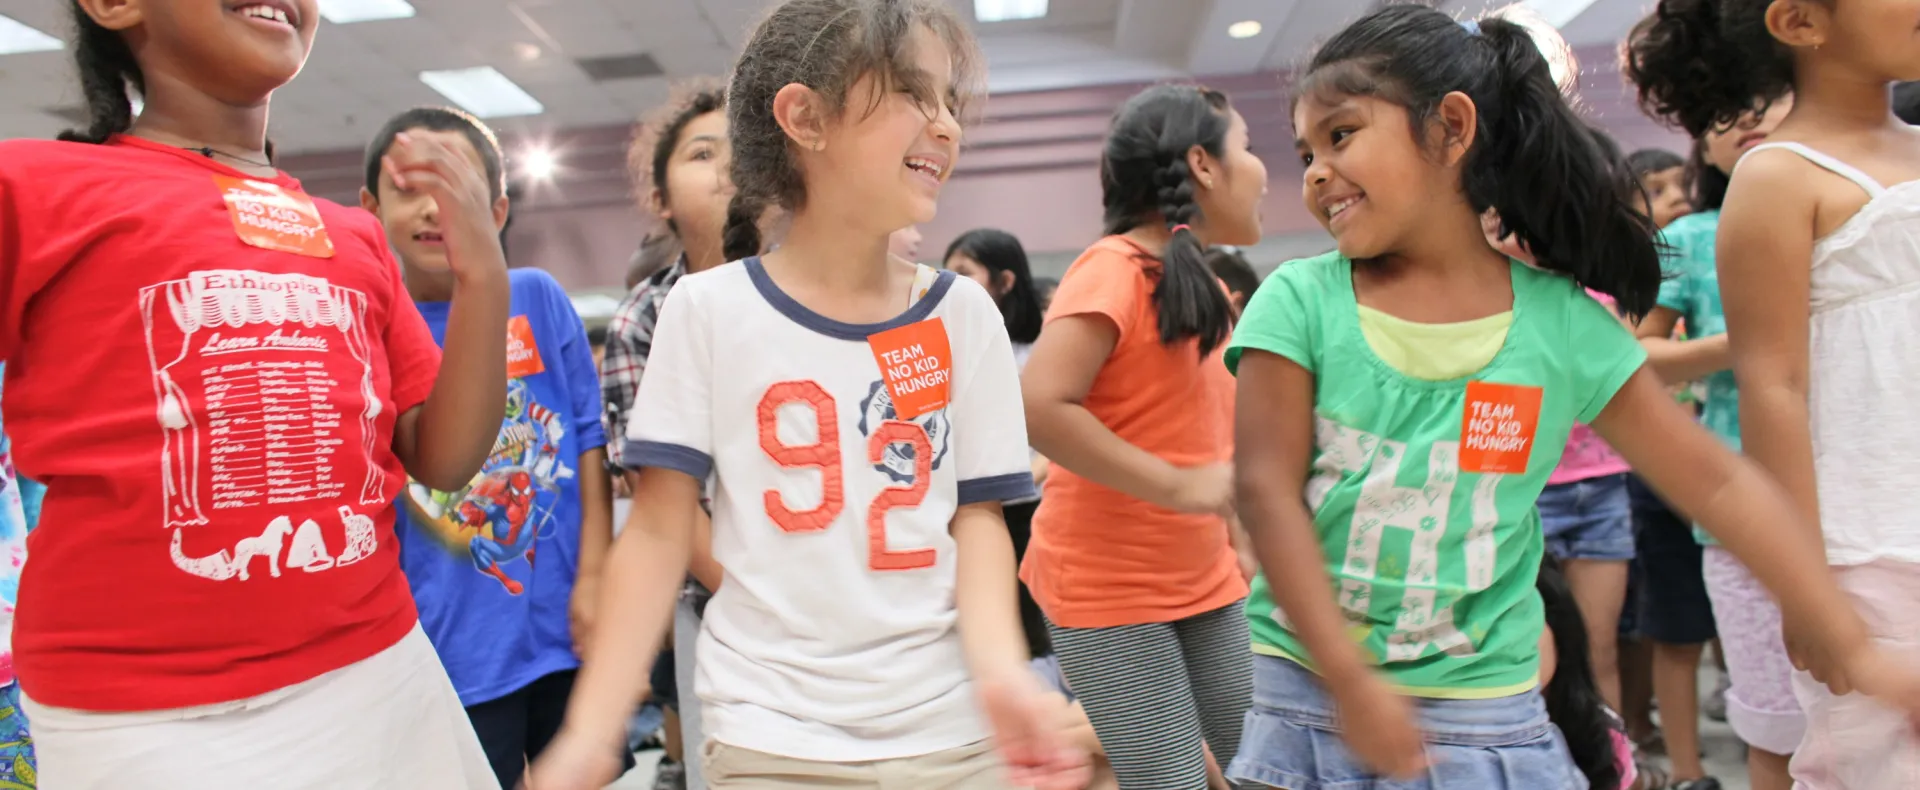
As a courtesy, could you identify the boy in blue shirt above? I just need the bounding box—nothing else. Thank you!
[362,107,619,790]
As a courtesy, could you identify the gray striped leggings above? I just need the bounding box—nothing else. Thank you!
[1048,601,1253,790]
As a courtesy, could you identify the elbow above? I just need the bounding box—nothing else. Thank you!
[412,461,478,493]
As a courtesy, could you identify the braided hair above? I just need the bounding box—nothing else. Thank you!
[58,1,143,144]
[1099,84,1236,356]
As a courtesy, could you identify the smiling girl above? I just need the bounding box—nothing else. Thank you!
[0,1,510,787]
[530,2,1086,788]
[1226,6,1920,788]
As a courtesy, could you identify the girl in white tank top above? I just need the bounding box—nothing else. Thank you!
[1628,2,1920,787]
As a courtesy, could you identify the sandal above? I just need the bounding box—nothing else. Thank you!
[1632,760,1670,790]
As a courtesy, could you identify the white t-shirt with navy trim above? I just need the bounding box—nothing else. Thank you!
[625,257,1036,761]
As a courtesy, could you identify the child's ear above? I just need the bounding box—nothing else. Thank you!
[994,270,1015,296]
[359,186,379,216]
[491,194,510,233]
[1767,0,1831,50]
[772,83,828,153]
[1434,91,1480,167]
[1187,143,1218,193]
[76,0,143,31]
[646,187,668,221]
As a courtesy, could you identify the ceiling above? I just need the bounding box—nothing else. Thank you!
[0,0,1655,156]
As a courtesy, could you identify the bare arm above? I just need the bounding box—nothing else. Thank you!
[1232,351,1373,689]
[953,501,1031,685]
[622,469,722,593]
[1635,306,1733,386]
[1233,350,1425,777]
[384,133,511,490]
[1716,153,1821,530]
[1023,315,1217,511]
[569,448,614,653]
[1593,369,1865,655]
[556,468,701,750]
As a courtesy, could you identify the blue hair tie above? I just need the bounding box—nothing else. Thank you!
[1461,18,1481,35]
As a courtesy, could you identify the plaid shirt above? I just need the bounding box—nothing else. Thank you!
[599,257,688,471]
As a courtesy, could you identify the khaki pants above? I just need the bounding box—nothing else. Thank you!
[705,738,1010,789]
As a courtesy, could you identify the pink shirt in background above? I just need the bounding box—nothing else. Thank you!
[1547,290,1630,485]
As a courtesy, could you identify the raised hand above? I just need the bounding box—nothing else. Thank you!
[382,131,506,281]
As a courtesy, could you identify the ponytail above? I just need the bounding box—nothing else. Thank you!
[721,191,766,263]
[1299,6,1661,319]
[1467,18,1661,318]
[58,1,143,145]
[1100,84,1236,357]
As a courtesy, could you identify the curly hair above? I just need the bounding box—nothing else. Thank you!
[628,79,729,224]
[1624,0,1805,138]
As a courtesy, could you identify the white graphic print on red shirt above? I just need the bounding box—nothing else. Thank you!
[142,269,385,582]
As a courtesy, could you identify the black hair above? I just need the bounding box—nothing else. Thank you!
[1101,84,1239,355]
[1299,4,1662,318]
[944,229,1043,344]
[1896,81,1920,125]
[631,80,729,236]
[1204,247,1260,311]
[1539,557,1626,790]
[363,107,506,201]
[587,324,609,349]
[721,0,983,262]
[59,2,143,145]
[1627,148,1685,178]
[1625,0,1802,140]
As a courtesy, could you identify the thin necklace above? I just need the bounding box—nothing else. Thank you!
[184,145,273,169]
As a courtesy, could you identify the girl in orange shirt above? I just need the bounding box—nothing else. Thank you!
[1021,83,1268,790]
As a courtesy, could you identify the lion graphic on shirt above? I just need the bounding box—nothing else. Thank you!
[857,380,950,485]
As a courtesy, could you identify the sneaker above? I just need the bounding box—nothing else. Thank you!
[1671,779,1722,790]
[652,758,687,790]
[1704,673,1730,722]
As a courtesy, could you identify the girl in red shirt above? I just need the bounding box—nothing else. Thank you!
[0,2,510,786]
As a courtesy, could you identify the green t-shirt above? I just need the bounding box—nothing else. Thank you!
[1225,253,1647,698]
[1655,212,1738,546]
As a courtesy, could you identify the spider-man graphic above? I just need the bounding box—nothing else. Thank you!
[458,469,538,594]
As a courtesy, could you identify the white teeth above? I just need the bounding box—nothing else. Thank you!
[905,158,943,178]
[240,5,291,25]
[1326,196,1360,219]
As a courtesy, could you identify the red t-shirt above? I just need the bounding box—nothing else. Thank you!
[0,136,442,711]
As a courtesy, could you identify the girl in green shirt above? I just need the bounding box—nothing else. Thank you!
[1225,6,1920,789]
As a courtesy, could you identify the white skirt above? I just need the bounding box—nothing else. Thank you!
[24,623,497,790]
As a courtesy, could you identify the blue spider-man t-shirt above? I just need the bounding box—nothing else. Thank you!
[398,268,607,706]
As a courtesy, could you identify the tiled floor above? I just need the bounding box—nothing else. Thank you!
[609,666,1757,789]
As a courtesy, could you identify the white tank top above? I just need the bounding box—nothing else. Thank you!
[1740,142,1920,565]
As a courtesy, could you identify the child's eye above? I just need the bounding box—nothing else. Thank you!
[1298,152,1315,166]
[1330,128,1354,145]
[690,149,713,161]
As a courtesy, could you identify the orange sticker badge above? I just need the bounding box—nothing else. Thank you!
[213,175,334,258]
[506,315,545,379]
[1460,381,1543,475]
[868,318,953,421]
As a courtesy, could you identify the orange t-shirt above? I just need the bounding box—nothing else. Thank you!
[1020,236,1247,629]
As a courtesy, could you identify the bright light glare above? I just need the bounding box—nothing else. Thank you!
[1227,20,1262,39]
[523,148,558,180]
[0,14,62,54]
[974,0,1047,23]
[316,0,417,24]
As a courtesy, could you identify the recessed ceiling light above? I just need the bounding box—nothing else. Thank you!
[419,67,544,119]
[974,0,1047,23]
[0,14,63,55]
[522,148,557,180]
[1228,20,1262,39]
[1522,0,1602,28]
[316,0,417,24]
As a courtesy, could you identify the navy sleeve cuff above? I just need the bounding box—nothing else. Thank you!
[957,473,1038,506]
[623,440,713,480]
